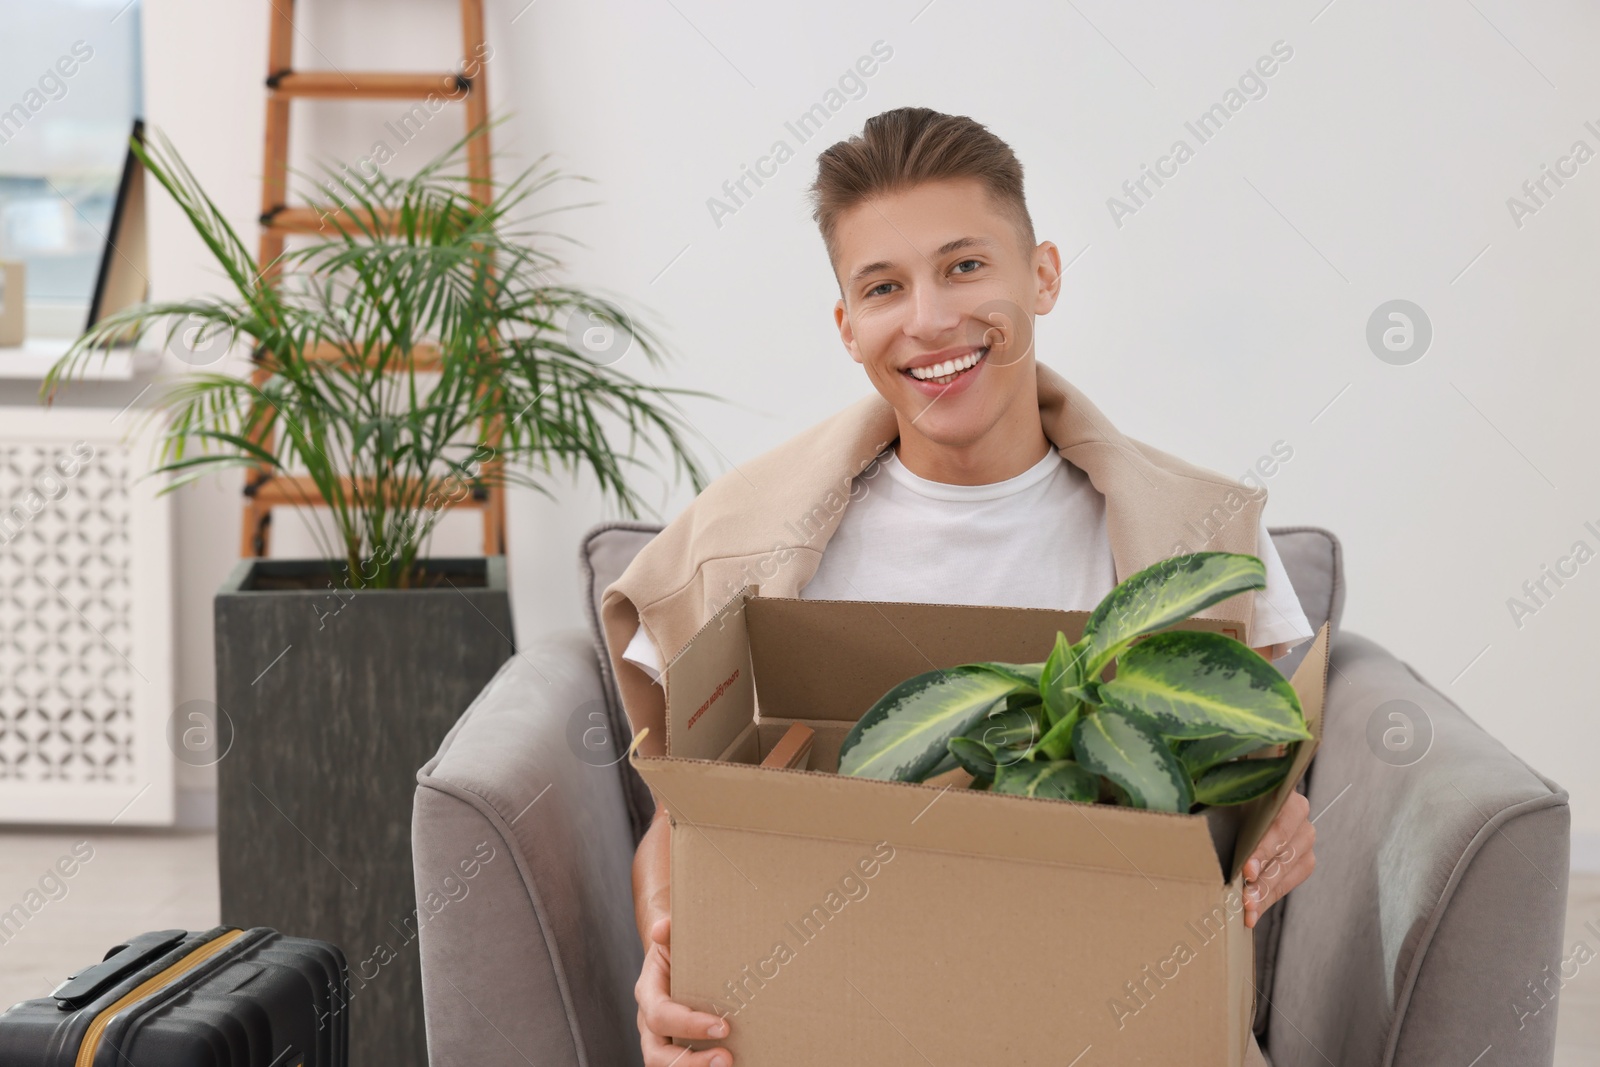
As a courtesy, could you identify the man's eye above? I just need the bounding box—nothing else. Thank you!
[866,282,894,297]
[952,258,982,275]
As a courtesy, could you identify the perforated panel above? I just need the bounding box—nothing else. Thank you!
[0,408,173,824]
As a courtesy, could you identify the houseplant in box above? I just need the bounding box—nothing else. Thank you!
[837,551,1311,817]
[41,124,719,1066]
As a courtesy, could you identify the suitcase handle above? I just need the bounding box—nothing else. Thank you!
[51,929,191,1010]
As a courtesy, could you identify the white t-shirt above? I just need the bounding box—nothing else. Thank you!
[621,444,1314,684]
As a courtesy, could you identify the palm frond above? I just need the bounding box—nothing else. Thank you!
[43,119,725,587]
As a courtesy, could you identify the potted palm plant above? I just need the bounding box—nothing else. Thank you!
[42,124,719,1067]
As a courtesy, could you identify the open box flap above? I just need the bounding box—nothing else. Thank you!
[663,585,756,759]
[1227,620,1331,882]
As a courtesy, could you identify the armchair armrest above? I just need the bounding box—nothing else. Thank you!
[1265,632,1570,1067]
[412,627,645,1067]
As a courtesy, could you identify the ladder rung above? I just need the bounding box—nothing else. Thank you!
[268,71,471,99]
[261,205,401,235]
[248,474,489,508]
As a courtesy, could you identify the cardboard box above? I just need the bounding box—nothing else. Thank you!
[630,587,1330,1066]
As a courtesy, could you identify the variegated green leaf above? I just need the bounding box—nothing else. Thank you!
[1039,632,1083,728]
[1176,734,1274,777]
[1097,630,1310,743]
[838,666,1029,782]
[992,759,1099,802]
[1081,552,1266,678]
[924,748,961,780]
[1072,709,1193,813]
[1192,756,1294,806]
[946,736,999,780]
[1032,700,1082,761]
[971,708,1039,774]
[967,707,1042,750]
[1005,691,1044,712]
[975,661,1044,690]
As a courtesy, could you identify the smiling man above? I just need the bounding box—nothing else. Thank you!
[602,107,1315,1067]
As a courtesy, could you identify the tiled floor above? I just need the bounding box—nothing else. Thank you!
[0,828,219,1010]
[0,829,1596,1063]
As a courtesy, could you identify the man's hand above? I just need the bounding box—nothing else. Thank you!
[636,915,734,1067]
[1240,789,1315,929]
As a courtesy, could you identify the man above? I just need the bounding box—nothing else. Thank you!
[603,107,1316,1067]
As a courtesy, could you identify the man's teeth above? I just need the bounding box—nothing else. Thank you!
[909,347,987,382]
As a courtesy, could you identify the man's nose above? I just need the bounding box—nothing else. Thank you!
[902,278,964,341]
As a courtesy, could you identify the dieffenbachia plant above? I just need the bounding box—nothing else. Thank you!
[835,552,1311,814]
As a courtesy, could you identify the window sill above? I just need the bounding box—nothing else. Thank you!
[0,337,159,381]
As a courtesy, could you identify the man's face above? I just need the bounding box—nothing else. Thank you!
[832,176,1061,448]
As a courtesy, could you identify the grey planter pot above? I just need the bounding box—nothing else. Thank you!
[214,557,515,1067]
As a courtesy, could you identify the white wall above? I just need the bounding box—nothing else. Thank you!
[135,0,1599,854]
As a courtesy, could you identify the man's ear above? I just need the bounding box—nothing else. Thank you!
[1032,240,1064,316]
[835,299,864,365]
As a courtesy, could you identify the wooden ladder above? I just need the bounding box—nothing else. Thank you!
[243,0,505,559]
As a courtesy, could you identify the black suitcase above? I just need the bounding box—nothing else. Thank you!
[0,926,347,1067]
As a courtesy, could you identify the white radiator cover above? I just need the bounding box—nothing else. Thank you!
[0,406,174,824]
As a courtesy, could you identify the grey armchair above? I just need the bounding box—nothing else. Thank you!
[411,522,1571,1067]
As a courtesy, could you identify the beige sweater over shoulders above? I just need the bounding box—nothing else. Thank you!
[599,360,1267,758]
